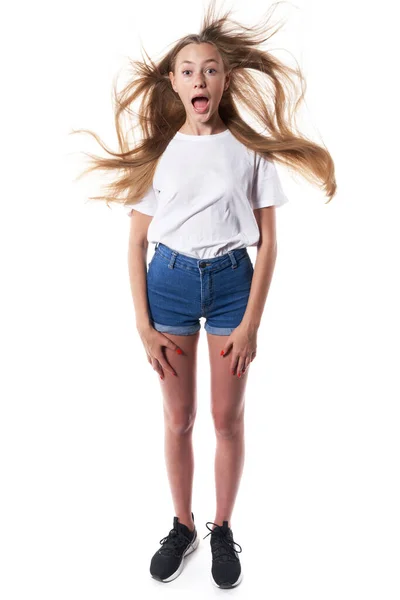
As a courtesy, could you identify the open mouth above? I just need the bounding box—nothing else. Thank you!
[191,97,210,114]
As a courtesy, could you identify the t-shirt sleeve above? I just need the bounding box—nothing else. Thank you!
[124,185,158,217]
[251,153,289,209]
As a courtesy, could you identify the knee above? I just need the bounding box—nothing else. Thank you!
[165,411,196,436]
[212,411,243,439]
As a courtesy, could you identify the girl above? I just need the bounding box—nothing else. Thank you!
[73,0,336,589]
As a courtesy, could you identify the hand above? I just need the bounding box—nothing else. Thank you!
[138,325,183,380]
[220,324,258,378]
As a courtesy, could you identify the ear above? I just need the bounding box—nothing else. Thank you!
[224,71,231,92]
[168,71,176,93]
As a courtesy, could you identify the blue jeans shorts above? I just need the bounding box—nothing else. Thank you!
[146,242,254,336]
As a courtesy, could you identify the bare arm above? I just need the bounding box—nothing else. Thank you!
[240,206,278,332]
[127,210,153,333]
[127,209,183,378]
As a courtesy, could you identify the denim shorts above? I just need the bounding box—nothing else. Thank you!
[146,242,254,336]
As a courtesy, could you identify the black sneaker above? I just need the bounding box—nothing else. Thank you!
[150,512,199,583]
[203,520,243,588]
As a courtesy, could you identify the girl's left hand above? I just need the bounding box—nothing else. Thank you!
[220,324,258,377]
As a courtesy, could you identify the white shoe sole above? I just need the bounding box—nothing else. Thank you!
[210,568,243,588]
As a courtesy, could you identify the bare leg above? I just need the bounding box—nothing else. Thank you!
[163,424,195,531]
[159,331,200,531]
[213,412,245,529]
[206,332,249,529]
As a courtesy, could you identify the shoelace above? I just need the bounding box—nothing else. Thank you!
[203,521,243,562]
[159,527,193,557]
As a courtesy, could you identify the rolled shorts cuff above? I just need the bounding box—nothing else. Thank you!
[152,321,201,335]
[204,323,235,335]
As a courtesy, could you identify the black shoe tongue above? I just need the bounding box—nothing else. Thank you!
[175,517,191,534]
[218,521,229,533]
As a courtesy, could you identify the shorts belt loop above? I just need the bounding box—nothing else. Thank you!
[168,251,178,269]
[155,241,159,250]
[228,250,238,269]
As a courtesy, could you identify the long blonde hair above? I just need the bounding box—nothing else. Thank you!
[71,0,336,210]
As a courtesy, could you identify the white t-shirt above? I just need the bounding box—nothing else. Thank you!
[124,128,289,259]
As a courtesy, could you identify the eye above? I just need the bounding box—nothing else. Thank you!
[182,68,217,75]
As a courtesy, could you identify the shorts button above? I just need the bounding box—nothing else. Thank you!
[199,261,206,268]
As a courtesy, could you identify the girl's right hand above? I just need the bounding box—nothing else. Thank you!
[138,325,183,380]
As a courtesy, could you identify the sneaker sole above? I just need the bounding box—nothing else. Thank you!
[151,531,200,583]
[210,569,243,589]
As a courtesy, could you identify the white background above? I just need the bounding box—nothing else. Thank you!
[1,0,399,598]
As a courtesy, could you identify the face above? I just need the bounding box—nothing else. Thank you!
[169,43,230,123]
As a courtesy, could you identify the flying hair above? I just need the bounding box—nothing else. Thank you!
[70,0,337,211]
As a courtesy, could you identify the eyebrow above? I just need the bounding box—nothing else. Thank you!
[179,59,219,67]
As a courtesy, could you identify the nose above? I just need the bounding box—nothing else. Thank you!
[193,74,206,87]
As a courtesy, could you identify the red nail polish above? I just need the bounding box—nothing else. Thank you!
[238,372,241,378]
[176,348,182,355]
[220,350,225,356]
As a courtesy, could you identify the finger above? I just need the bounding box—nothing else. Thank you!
[161,335,184,356]
[157,354,177,377]
[152,358,164,380]
[231,355,239,376]
[236,356,244,378]
[241,357,249,374]
[220,339,233,358]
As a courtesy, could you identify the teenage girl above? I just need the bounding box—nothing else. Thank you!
[73,1,336,589]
